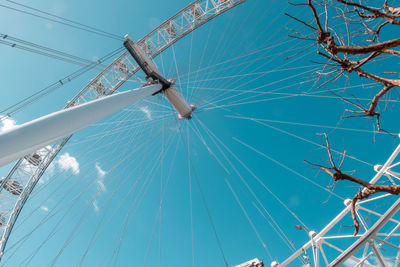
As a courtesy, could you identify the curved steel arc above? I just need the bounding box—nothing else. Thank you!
[275,138,400,267]
[0,0,247,258]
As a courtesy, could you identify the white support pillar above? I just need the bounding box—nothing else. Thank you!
[0,84,162,167]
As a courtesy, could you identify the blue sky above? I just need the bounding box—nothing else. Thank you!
[0,0,400,266]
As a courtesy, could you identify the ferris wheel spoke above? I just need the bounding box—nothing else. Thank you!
[50,123,174,266]
[78,123,177,266]
[9,117,142,241]
[193,117,306,258]
[190,116,295,262]
[197,117,310,233]
[103,121,178,264]
[230,113,373,167]
[47,124,160,266]
[191,0,293,101]
[187,80,379,97]
[142,129,183,267]
[190,116,300,262]
[233,134,347,197]
[206,69,320,107]
[178,63,316,85]
[69,134,163,264]
[26,108,152,200]
[193,82,397,114]
[176,37,300,83]
[200,48,317,109]
[185,124,196,267]
[188,8,218,105]
[12,114,156,266]
[178,37,300,101]
[199,32,313,105]
[66,116,171,148]
[200,68,319,111]
[106,129,180,266]
[193,72,317,109]
[197,16,353,108]
[226,115,386,135]
[183,123,230,267]
[189,2,244,100]
[196,104,353,197]
[6,107,168,264]
[64,114,174,149]
[171,45,183,95]
[194,118,284,260]
[175,30,317,91]
[157,114,166,267]
[142,207,163,267]
[186,32,194,103]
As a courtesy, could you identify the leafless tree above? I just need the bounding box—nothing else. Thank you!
[287,0,400,131]
[286,0,400,235]
[306,134,400,235]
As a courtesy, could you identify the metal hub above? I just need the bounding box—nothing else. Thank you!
[124,35,195,120]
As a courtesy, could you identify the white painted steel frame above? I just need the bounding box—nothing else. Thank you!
[235,258,264,267]
[0,85,162,167]
[0,0,247,258]
[275,137,400,267]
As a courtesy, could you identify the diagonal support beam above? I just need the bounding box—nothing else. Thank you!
[0,84,161,167]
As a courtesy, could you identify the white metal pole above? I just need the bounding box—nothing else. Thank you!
[329,198,400,266]
[0,84,162,167]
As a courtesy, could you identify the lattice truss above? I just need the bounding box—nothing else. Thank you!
[276,139,400,267]
[0,0,246,258]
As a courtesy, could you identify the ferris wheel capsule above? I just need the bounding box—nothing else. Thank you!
[0,213,5,227]
[24,153,42,166]
[2,179,22,196]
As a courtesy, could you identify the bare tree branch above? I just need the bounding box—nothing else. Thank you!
[306,134,400,235]
[290,0,400,131]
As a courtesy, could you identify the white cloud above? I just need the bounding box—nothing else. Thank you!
[38,162,55,184]
[369,256,393,267]
[92,200,99,213]
[46,161,55,176]
[140,106,152,120]
[97,180,106,193]
[343,256,393,267]
[34,146,56,184]
[40,206,49,212]
[95,163,107,192]
[57,153,80,175]
[0,116,17,133]
[92,163,108,212]
[344,259,357,267]
[95,163,107,178]
[45,22,53,30]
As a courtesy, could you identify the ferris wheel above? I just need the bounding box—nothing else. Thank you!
[0,0,399,266]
